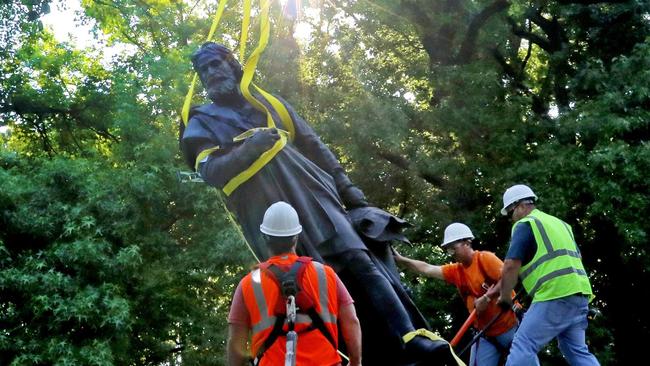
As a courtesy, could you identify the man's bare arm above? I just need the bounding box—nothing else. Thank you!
[339,303,362,366]
[227,323,250,366]
[497,259,521,308]
[394,251,444,280]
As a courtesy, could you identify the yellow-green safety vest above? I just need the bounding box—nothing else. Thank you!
[513,209,594,303]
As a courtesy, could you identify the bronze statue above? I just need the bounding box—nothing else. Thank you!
[180,42,458,365]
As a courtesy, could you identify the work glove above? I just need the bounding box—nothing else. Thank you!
[241,128,280,160]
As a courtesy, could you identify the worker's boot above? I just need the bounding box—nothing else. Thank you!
[403,336,456,366]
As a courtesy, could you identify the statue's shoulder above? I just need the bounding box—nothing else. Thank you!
[190,103,250,123]
[190,103,220,119]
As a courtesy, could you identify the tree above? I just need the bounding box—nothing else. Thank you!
[2,0,648,364]
[293,0,648,363]
[1,1,256,364]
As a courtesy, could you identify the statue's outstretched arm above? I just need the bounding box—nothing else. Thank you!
[279,98,368,209]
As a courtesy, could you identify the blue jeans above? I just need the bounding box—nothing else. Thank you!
[506,294,600,366]
[469,324,517,366]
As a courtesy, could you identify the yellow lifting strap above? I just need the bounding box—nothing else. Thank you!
[222,128,290,196]
[181,0,295,135]
[238,0,295,138]
[194,146,222,171]
[402,329,467,366]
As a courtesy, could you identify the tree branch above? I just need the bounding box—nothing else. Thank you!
[507,17,554,52]
[456,0,510,63]
[528,11,564,52]
[519,23,533,75]
[371,145,444,187]
[399,0,456,65]
[491,47,530,95]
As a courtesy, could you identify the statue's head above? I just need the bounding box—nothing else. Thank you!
[191,42,243,102]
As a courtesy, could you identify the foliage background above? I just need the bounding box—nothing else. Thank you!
[2,0,648,364]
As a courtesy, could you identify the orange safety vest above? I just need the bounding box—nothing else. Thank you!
[241,253,341,366]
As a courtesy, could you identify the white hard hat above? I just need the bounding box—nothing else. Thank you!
[260,201,303,237]
[441,223,475,247]
[501,184,537,215]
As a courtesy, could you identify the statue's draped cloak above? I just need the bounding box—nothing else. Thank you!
[181,98,366,260]
[181,96,447,365]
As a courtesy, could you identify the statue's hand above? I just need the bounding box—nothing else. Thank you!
[332,170,368,209]
[243,128,280,156]
[340,185,368,209]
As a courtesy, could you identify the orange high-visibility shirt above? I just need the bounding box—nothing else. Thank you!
[442,251,517,337]
[241,254,341,366]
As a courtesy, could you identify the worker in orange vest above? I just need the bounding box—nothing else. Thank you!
[227,201,362,366]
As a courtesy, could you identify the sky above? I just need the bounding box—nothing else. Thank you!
[40,0,315,48]
[0,1,117,135]
[41,0,95,49]
[40,0,137,64]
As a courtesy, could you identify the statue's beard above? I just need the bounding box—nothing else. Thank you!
[207,77,240,103]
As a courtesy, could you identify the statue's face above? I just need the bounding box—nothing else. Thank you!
[196,56,239,102]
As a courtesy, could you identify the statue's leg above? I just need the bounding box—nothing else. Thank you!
[332,249,415,336]
[327,249,457,365]
[367,242,430,330]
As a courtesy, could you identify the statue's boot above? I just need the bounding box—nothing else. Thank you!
[403,335,459,366]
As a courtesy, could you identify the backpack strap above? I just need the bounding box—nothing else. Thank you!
[477,252,499,285]
[255,257,336,363]
[305,307,337,348]
[263,257,315,314]
[268,260,304,297]
[254,313,287,364]
[254,260,304,364]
